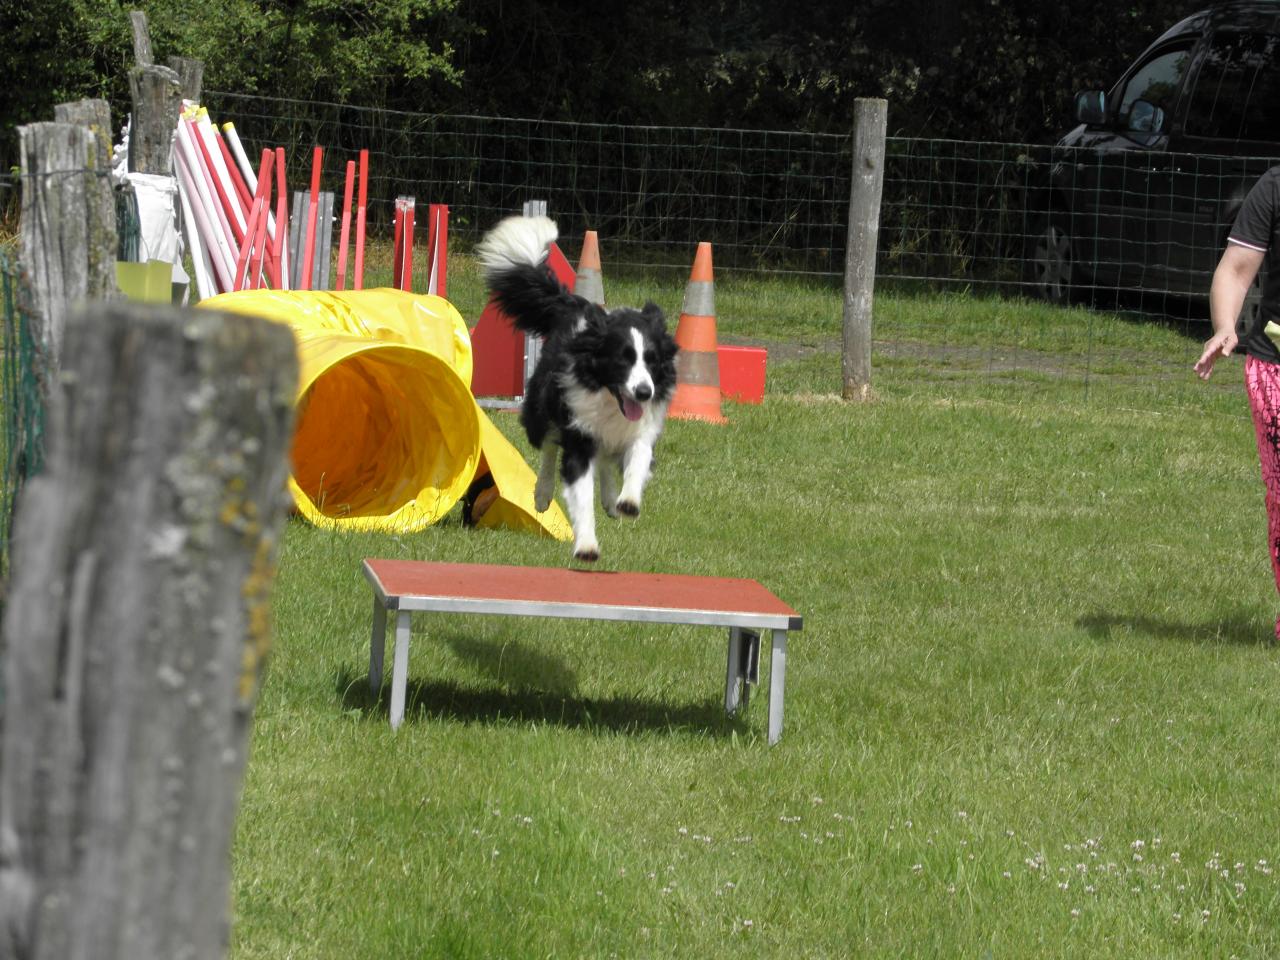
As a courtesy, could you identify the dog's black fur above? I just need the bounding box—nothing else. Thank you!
[478,216,678,561]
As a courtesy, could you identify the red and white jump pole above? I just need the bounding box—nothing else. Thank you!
[353,149,368,290]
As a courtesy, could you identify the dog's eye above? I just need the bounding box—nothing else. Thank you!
[623,346,637,363]
[644,350,656,364]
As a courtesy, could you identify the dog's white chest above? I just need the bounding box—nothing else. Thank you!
[561,385,658,453]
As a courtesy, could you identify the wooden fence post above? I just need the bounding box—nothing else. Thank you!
[129,9,154,66]
[128,65,182,175]
[167,56,205,104]
[842,97,887,402]
[0,301,298,960]
[52,100,114,174]
[18,121,119,372]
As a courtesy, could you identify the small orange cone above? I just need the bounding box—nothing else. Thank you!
[575,230,605,307]
[667,241,726,424]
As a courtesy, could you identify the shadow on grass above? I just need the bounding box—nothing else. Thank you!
[1077,611,1275,647]
[335,666,750,739]
[444,634,580,696]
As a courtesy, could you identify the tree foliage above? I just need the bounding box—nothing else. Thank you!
[4,0,1203,171]
[2,0,464,168]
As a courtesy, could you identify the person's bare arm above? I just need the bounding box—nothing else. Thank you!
[1195,243,1265,380]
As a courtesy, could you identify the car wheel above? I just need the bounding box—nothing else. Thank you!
[1028,214,1073,305]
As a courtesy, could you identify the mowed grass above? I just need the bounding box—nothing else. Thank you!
[231,256,1280,958]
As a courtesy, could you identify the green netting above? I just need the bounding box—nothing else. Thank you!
[1,246,47,579]
[116,183,141,262]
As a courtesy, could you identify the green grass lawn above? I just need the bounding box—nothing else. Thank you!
[231,261,1280,958]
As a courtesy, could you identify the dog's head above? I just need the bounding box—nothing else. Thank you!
[570,302,678,421]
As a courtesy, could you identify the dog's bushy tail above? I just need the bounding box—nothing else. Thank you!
[477,215,575,338]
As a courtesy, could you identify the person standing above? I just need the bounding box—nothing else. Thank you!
[1195,167,1280,640]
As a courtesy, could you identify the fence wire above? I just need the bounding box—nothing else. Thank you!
[202,90,1278,326]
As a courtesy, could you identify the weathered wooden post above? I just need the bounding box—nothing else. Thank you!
[52,100,114,174]
[0,301,298,960]
[18,121,119,371]
[129,9,154,66]
[167,56,205,104]
[128,64,182,175]
[842,97,887,402]
[129,5,180,177]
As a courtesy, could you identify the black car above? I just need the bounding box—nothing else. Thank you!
[1029,1,1280,318]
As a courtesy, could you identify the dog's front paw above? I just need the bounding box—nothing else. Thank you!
[534,483,553,513]
[614,498,640,517]
[573,543,600,563]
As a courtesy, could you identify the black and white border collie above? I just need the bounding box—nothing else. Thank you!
[477,215,678,562]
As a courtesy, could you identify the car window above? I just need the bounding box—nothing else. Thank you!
[1118,43,1194,127]
[1185,30,1280,141]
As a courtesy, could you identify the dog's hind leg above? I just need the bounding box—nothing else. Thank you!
[599,455,622,517]
[561,436,599,561]
[616,437,655,517]
[534,443,558,512]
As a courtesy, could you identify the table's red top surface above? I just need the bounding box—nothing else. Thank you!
[364,558,800,624]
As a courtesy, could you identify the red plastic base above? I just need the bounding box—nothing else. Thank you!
[717,345,767,404]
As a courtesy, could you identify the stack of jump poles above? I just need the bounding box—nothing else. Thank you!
[172,104,371,299]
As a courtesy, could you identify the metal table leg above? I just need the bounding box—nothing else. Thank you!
[724,627,744,714]
[390,610,412,730]
[767,629,787,745]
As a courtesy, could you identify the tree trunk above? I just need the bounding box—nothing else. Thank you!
[0,302,298,960]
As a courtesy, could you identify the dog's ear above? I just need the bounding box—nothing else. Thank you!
[640,301,666,329]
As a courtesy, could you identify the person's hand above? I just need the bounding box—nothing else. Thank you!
[1194,330,1238,380]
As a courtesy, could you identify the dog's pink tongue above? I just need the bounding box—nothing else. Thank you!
[622,397,643,421]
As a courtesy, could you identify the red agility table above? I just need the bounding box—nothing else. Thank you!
[362,559,803,744]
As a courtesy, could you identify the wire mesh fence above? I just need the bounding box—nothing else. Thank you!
[201,90,1278,325]
[204,92,854,278]
[9,94,1274,430]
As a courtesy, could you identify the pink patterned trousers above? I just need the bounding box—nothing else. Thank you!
[1246,355,1280,641]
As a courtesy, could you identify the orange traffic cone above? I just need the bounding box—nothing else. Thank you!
[667,242,726,424]
[575,230,605,306]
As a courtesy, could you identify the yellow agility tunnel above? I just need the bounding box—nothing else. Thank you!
[204,288,570,541]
